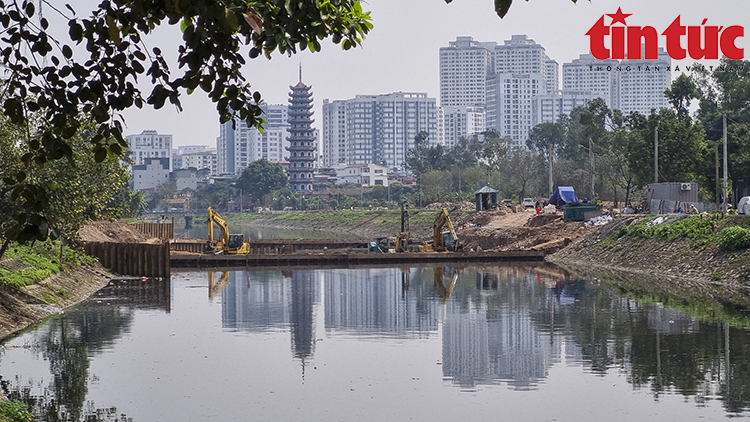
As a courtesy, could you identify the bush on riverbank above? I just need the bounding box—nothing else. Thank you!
[0,400,33,422]
[0,241,97,288]
[609,214,750,250]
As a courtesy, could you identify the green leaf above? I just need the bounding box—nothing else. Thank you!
[494,0,513,18]
[94,147,107,163]
[180,18,191,33]
[225,9,239,32]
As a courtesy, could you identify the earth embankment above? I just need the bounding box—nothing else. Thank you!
[548,214,750,308]
[0,263,113,340]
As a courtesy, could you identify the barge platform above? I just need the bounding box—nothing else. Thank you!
[171,250,545,268]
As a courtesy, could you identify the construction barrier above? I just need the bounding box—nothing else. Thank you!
[84,241,171,279]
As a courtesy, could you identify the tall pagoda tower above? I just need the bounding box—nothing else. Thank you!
[287,67,317,193]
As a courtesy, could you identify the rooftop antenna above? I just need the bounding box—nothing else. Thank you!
[299,63,303,83]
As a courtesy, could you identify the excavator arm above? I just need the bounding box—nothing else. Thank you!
[207,206,231,248]
[433,208,458,251]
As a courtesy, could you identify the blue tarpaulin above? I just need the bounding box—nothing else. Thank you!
[548,186,579,206]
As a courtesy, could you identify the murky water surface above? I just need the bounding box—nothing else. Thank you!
[3,265,750,421]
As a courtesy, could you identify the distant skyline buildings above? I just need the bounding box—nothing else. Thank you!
[438,34,671,147]
[216,104,294,175]
[132,32,674,176]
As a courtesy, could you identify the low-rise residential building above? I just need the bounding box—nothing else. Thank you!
[172,168,200,191]
[335,163,389,187]
[131,157,170,192]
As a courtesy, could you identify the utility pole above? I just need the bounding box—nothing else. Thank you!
[723,113,728,213]
[547,145,553,195]
[589,138,595,201]
[715,143,720,205]
[654,126,658,183]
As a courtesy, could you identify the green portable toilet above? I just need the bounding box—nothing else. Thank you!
[474,186,498,211]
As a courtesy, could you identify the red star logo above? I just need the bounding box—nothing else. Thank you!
[606,7,632,25]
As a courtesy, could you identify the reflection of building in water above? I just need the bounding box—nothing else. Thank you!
[442,302,490,388]
[220,270,319,364]
[91,278,171,312]
[324,268,439,337]
[442,271,562,389]
[290,271,318,361]
[221,271,291,331]
[647,305,699,335]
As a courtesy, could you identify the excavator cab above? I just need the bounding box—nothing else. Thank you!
[443,231,456,251]
[228,234,246,250]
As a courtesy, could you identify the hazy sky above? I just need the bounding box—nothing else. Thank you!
[68,0,750,147]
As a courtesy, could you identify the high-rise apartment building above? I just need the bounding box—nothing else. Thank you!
[217,104,290,175]
[487,73,545,147]
[440,106,486,148]
[439,37,496,108]
[321,99,347,168]
[493,35,558,95]
[181,150,218,175]
[532,90,597,126]
[439,35,559,146]
[617,49,671,116]
[321,92,438,171]
[562,49,670,116]
[125,130,173,171]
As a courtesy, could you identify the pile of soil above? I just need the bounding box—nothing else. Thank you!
[458,212,596,253]
[79,220,154,243]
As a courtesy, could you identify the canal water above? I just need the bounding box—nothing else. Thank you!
[2,265,750,421]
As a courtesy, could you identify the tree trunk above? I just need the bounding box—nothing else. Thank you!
[0,238,10,262]
[547,145,553,195]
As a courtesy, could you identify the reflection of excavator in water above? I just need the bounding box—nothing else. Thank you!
[206,206,249,254]
[433,267,458,303]
[419,208,459,252]
[208,270,230,301]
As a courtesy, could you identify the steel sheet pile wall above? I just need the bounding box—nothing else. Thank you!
[130,221,174,239]
[84,242,170,278]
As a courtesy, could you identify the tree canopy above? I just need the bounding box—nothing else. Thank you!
[236,159,289,203]
[0,0,372,249]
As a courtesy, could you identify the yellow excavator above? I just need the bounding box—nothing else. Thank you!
[206,206,249,254]
[419,208,459,252]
